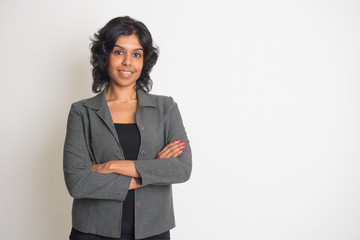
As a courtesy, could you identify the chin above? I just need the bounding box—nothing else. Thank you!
[111,80,137,88]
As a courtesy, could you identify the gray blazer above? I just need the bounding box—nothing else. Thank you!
[63,88,192,239]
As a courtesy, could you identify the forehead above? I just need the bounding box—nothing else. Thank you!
[114,34,142,49]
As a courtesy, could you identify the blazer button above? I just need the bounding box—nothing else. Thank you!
[139,126,145,130]
[136,202,141,207]
[140,151,145,156]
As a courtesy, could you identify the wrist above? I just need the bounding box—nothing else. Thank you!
[107,160,116,173]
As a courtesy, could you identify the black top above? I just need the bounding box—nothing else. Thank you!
[115,123,170,240]
[115,123,140,238]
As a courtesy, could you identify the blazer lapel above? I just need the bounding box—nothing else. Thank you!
[96,106,120,146]
[84,88,120,146]
[84,87,158,147]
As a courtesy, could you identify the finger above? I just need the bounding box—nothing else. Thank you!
[164,148,183,158]
[169,148,183,158]
[172,145,185,155]
[161,143,185,158]
[167,141,185,155]
[160,142,184,158]
[158,141,179,156]
[90,165,97,172]
[158,139,180,155]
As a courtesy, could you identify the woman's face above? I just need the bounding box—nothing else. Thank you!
[107,34,144,88]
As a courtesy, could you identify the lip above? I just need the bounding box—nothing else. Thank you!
[118,70,134,78]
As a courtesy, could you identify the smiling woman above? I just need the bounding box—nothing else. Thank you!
[90,16,159,94]
[63,16,192,240]
[107,35,144,89]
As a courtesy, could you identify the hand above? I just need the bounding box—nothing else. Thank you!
[156,139,185,159]
[129,178,143,189]
[90,161,113,173]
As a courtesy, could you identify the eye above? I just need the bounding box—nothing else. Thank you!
[133,52,142,58]
[114,50,123,55]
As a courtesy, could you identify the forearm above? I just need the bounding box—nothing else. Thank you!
[109,160,141,178]
[90,160,143,190]
[134,149,192,186]
[64,169,131,200]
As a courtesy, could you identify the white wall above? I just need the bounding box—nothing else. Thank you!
[1,0,359,239]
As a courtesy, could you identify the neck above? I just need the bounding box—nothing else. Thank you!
[105,83,137,102]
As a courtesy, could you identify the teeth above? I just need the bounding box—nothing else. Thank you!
[120,71,132,74]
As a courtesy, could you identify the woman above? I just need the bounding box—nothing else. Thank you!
[63,16,192,240]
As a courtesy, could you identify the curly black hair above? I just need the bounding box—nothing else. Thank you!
[90,16,159,93]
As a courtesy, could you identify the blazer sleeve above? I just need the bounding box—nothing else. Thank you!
[134,99,192,185]
[63,103,131,201]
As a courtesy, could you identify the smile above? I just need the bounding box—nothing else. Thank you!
[118,70,133,77]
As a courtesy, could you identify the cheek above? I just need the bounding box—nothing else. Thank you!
[107,61,114,74]
[109,57,118,68]
[107,57,113,70]
[107,61,118,77]
[138,60,144,72]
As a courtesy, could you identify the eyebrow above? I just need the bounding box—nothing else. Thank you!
[114,44,143,51]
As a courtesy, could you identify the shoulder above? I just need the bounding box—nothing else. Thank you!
[70,88,107,110]
[68,93,102,113]
[69,96,91,109]
[145,92,177,110]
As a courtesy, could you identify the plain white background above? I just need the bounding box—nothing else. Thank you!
[1,0,360,239]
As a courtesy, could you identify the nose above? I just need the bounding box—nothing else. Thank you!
[122,52,132,66]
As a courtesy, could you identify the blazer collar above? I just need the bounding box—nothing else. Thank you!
[84,87,157,111]
[83,87,157,146]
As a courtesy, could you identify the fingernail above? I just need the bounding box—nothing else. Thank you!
[176,139,180,143]
[180,149,183,152]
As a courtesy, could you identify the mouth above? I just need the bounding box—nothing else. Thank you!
[118,70,134,78]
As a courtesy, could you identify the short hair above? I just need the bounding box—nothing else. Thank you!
[90,16,159,93]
